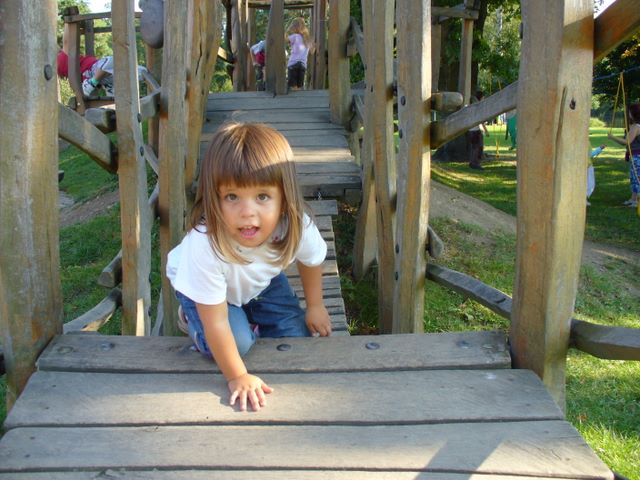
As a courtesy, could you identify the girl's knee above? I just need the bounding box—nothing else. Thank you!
[234,329,257,356]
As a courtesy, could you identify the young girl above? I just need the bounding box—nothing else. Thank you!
[286,17,313,90]
[166,123,332,412]
[608,103,640,208]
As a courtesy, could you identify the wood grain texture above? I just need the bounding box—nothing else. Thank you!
[35,331,510,374]
[0,422,611,478]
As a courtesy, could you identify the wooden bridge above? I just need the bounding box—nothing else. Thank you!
[2,0,640,478]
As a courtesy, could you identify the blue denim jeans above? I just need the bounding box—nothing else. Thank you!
[175,272,310,357]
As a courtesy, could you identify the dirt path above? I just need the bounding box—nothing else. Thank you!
[430,181,640,271]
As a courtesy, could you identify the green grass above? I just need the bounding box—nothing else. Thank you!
[432,124,640,251]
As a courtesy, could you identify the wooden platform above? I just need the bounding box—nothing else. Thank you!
[202,90,361,199]
[0,330,613,478]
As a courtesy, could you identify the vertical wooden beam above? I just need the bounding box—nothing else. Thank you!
[313,0,328,89]
[231,0,247,91]
[352,6,377,281]
[458,18,473,103]
[145,45,163,154]
[247,7,257,90]
[431,22,442,92]
[328,0,350,126]
[84,19,95,57]
[0,0,62,408]
[112,0,152,336]
[511,0,594,408]
[186,0,221,202]
[393,1,431,333]
[65,18,86,113]
[159,0,189,336]
[266,0,286,95]
[368,0,396,333]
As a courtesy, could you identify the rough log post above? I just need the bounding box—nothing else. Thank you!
[511,0,594,409]
[328,0,350,126]
[145,45,163,155]
[266,0,286,95]
[64,16,86,113]
[231,0,247,91]
[85,19,95,57]
[352,35,377,279]
[431,21,441,92]
[458,18,473,104]
[112,0,152,335]
[159,0,189,336]
[186,0,221,207]
[369,0,396,333]
[313,0,327,89]
[393,1,431,333]
[0,0,62,408]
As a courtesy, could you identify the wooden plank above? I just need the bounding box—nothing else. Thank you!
[0,473,595,480]
[201,132,349,148]
[58,104,118,173]
[207,94,331,111]
[205,109,332,124]
[393,0,431,333]
[112,0,152,335]
[570,319,640,360]
[62,289,122,333]
[511,0,594,408]
[36,331,510,373]
[205,121,344,132]
[328,0,350,126]
[594,0,640,62]
[0,0,62,408]
[306,199,338,216]
[0,421,612,478]
[5,369,562,428]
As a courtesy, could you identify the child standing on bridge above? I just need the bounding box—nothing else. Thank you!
[166,122,332,412]
[286,17,313,90]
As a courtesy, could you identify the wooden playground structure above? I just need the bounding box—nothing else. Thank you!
[1,0,639,477]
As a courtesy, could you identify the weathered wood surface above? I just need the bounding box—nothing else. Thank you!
[204,90,360,199]
[34,331,509,373]
[0,474,580,480]
[5,369,560,428]
[511,0,594,408]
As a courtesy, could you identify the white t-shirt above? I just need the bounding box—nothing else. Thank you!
[166,213,326,306]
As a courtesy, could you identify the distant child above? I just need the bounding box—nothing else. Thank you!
[166,122,332,412]
[587,145,605,206]
[608,103,640,208]
[57,48,147,98]
[250,39,266,91]
[286,17,313,90]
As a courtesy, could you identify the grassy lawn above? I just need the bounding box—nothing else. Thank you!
[1,124,638,477]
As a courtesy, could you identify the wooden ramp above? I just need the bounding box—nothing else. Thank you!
[202,90,361,199]
[0,330,613,478]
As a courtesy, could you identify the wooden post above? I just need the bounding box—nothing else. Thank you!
[511,0,594,408]
[145,45,163,155]
[159,0,189,336]
[85,19,95,57]
[265,0,286,95]
[313,0,327,89]
[231,0,247,91]
[0,0,62,408]
[185,0,221,203]
[247,7,257,90]
[112,0,152,336]
[393,1,431,333]
[328,0,350,126]
[458,18,473,104]
[64,15,86,113]
[431,21,442,92]
[367,0,396,333]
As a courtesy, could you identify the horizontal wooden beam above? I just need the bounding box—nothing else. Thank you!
[63,289,122,333]
[432,5,479,21]
[570,319,640,360]
[248,0,313,8]
[58,103,118,173]
[594,0,640,62]
[62,11,141,23]
[432,91,464,112]
[84,107,116,133]
[426,264,512,319]
[431,82,517,148]
[426,264,640,361]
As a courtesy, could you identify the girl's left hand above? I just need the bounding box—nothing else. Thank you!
[305,304,332,337]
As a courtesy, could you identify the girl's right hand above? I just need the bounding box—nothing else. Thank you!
[228,373,274,412]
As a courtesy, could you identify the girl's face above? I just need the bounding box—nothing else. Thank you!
[218,183,283,248]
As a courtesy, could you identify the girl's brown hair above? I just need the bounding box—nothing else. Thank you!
[190,122,306,267]
[287,17,312,50]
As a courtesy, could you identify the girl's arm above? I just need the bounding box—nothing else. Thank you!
[608,124,640,145]
[196,302,273,411]
[297,261,332,337]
